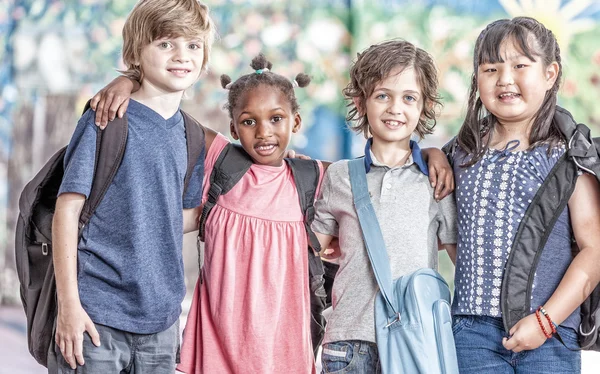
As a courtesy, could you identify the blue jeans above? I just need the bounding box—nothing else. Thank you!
[49,320,180,374]
[321,340,381,373]
[453,315,581,374]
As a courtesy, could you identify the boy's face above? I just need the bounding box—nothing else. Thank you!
[361,66,423,147]
[230,84,301,167]
[137,36,204,94]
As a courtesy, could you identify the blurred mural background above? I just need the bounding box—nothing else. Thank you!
[1,0,600,372]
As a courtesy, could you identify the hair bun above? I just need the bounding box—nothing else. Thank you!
[250,53,273,71]
[220,74,232,89]
[294,73,311,88]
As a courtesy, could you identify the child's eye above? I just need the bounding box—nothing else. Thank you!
[482,68,496,73]
[271,116,283,123]
[515,64,527,69]
[241,119,256,126]
[159,41,172,49]
[404,95,417,103]
[189,43,202,51]
[375,93,388,100]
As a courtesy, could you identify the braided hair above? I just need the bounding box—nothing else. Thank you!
[458,17,563,166]
[221,53,310,118]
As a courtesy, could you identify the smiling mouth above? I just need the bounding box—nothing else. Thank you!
[498,92,520,99]
[254,144,278,155]
[168,69,191,76]
[383,120,406,127]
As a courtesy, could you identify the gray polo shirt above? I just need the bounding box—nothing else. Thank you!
[312,140,457,344]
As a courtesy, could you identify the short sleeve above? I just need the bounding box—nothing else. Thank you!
[182,133,205,209]
[437,192,458,245]
[311,165,339,237]
[58,109,99,198]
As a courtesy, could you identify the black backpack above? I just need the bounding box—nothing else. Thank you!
[197,143,338,357]
[443,106,600,351]
[14,102,205,367]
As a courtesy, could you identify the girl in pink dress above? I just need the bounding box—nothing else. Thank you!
[177,54,322,374]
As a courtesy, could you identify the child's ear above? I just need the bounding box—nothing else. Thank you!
[292,113,302,133]
[230,121,239,140]
[545,61,560,90]
[353,97,364,116]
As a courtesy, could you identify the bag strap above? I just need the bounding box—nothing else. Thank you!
[286,158,327,297]
[348,158,398,317]
[78,100,128,232]
[181,110,206,196]
[501,152,577,331]
[198,143,253,242]
[501,105,600,350]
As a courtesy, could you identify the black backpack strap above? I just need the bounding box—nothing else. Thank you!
[197,144,253,272]
[181,110,206,196]
[286,158,327,298]
[79,100,128,231]
[501,152,578,332]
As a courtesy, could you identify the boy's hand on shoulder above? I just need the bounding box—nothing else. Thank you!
[501,313,547,352]
[423,147,454,201]
[284,149,311,160]
[90,76,139,129]
[55,302,101,369]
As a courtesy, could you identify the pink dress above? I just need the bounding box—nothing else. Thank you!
[177,134,322,374]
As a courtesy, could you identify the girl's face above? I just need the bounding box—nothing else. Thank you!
[230,84,301,166]
[477,38,558,129]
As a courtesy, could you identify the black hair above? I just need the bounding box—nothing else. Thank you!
[221,53,310,118]
[458,16,563,166]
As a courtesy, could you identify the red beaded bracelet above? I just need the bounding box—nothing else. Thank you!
[539,306,557,335]
[535,308,553,338]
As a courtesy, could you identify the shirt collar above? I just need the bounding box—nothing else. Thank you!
[363,137,429,176]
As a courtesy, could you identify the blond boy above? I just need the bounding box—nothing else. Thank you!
[51,1,214,372]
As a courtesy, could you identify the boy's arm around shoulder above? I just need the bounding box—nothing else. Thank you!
[421,147,455,200]
[52,193,101,369]
[312,161,342,260]
[436,191,458,264]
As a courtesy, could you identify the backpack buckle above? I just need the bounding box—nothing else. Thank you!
[385,313,402,328]
[41,243,49,256]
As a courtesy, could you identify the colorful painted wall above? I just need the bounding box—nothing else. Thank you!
[1,0,600,303]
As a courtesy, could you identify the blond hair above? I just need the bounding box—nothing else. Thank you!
[121,0,215,82]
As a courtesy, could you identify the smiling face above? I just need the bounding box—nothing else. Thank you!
[137,36,204,96]
[362,66,423,148]
[477,37,558,129]
[230,84,301,166]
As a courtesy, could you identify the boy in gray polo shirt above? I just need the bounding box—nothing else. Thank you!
[51,1,216,373]
[312,39,457,373]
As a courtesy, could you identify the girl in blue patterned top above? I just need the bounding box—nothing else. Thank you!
[450,17,600,373]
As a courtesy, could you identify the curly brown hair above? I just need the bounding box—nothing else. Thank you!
[344,39,442,139]
[221,54,310,119]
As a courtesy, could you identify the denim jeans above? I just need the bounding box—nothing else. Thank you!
[321,340,381,373]
[453,315,581,374]
[49,319,180,374]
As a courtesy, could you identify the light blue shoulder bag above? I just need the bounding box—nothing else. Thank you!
[347,158,459,374]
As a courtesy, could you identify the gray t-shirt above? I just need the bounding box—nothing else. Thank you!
[312,141,457,344]
[58,99,203,334]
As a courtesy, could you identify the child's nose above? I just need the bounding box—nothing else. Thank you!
[255,122,273,138]
[172,48,190,63]
[387,99,404,115]
[497,69,515,87]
